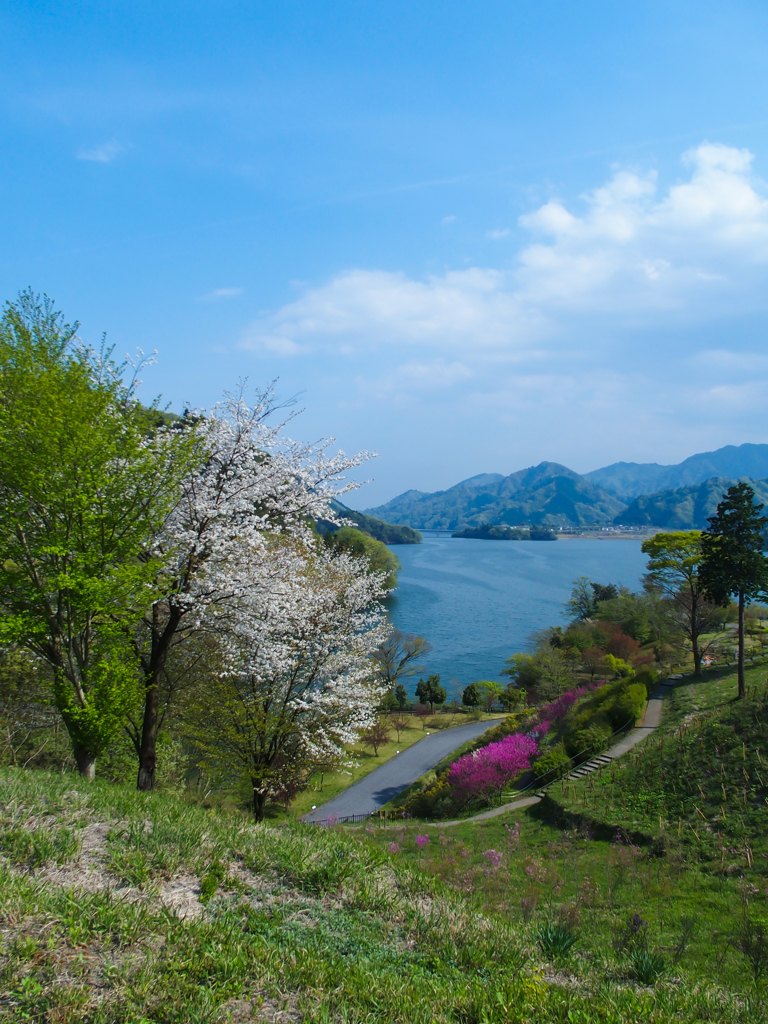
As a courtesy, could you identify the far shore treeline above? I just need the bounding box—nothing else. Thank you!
[452,524,557,540]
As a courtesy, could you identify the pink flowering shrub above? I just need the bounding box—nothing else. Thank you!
[539,687,589,724]
[448,733,538,801]
[535,682,606,728]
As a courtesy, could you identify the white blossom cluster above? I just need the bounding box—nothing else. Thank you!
[144,388,391,801]
[197,541,390,802]
[154,390,371,618]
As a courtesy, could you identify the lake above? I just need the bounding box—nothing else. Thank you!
[386,533,648,699]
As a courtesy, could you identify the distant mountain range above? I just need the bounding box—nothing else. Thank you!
[365,444,768,531]
[584,443,768,501]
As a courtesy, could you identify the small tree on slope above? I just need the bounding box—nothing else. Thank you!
[642,531,722,677]
[699,483,768,700]
[185,541,390,821]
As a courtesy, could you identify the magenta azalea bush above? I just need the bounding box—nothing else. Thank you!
[535,681,607,726]
[544,688,593,720]
[448,733,538,801]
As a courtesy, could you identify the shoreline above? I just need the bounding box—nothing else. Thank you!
[414,529,655,542]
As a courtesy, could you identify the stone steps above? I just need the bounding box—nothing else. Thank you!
[564,753,614,782]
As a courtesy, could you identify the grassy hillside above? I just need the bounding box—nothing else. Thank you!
[548,672,768,865]
[358,668,768,1017]
[1,765,764,1022]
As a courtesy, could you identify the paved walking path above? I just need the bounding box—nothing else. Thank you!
[435,677,680,828]
[303,718,503,823]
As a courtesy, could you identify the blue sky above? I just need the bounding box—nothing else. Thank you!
[3,1,768,507]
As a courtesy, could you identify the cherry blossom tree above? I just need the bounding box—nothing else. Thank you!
[127,388,374,791]
[185,541,390,820]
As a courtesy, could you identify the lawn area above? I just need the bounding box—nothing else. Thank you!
[355,663,768,1003]
[2,766,765,1022]
[658,659,755,730]
[286,710,502,820]
[359,799,766,999]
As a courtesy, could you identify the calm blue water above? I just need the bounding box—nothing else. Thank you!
[386,533,647,699]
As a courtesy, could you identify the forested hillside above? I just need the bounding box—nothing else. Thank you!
[615,477,768,528]
[367,462,625,529]
[587,443,768,500]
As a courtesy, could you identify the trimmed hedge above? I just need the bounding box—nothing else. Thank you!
[531,745,571,782]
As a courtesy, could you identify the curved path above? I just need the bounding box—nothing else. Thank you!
[303,718,503,823]
[435,677,677,827]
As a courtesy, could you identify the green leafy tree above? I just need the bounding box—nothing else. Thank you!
[0,293,191,778]
[498,683,526,711]
[393,683,408,708]
[475,679,503,711]
[699,483,768,699]
[325,526,400,588]
[462,682,481,707]
[565,577,594,621]
[501,653,541,692]
[642,530,722,676]
[565,578,618,621]
[502,648,574,702]
[415,673,446,711]
[379,689,400,712]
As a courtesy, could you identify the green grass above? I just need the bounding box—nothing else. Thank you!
[353,665,768,1016]
[2,766,766,1022]
[548,665,768,859]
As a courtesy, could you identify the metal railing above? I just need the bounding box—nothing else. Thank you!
[304,811,372,826]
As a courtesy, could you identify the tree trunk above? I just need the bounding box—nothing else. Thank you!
[74,745,96,780]
[136,604,184,792]
[692,638,702,677]
[137,678,160,791]
[738,590,746,700]
[253,784,267,822]
[691,595,702,677]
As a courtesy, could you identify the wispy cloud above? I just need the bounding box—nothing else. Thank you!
[238,143,768,477]
[441,214,456,225]
[198,287,244,302]
[245,143,768,362]
[486,228,510,239]
[76,141,124,163]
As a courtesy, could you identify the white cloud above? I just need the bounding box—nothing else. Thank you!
[240,332,308,356]
[242,267,550,355]
[198,287,244,302]
[76,141,123,163]
[486,228,510,239]
[441,214,456,224]
[244,143,768,360]
[357,359,473,400]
